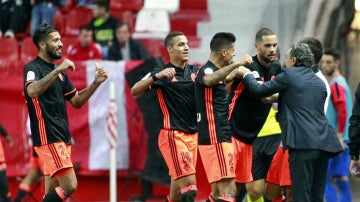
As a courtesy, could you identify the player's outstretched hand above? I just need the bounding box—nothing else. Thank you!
[95,63,109,84]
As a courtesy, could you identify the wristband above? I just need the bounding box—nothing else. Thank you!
[151,74,158,81]
[350,155,359,161]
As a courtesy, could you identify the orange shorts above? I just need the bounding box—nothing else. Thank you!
[29,148,43,173]
[198,142,235,183]
[266,146,292,186]
[34,142,73,178]
[0,141,5,163]
[158,129,198,180]
[233,137,253,183]
[0,141,6,169]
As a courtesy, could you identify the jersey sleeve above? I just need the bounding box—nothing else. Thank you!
[24,63,40,92]
[62,72,77,101]
[330,82,348,133]
[150,66,165,87]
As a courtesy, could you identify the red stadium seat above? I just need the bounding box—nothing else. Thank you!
[110,9,136,30]
[137,38,163,57]
[110,0,143,13]
[170,18,199,36]
[65,8,93,36]
[60,36,78,56]
[20,36,37,62]
[179,0,207,10]
[53,10,66,35]
[0,38,19,61]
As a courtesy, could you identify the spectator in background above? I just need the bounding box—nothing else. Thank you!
[0,0,14,37]
[321,48,353,202]
[107,22,150,61]
[66,24,102,60]
[3,0,32,38]
[30,0,60,36]
[89,0,121,59]
[348,82,360,177]
[0,124,14,202]
[77,0,94,8]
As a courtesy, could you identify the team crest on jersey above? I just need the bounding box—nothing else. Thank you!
[204,68,213,75]
[26,71,35,81]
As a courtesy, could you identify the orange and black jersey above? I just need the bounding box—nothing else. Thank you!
[151,62,198,133]
[24,57,77,146]
[228,56,282,144]
[194,61,232,145]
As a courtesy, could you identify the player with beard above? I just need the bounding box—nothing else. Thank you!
[23,23,108,202]
[226,28,282,202]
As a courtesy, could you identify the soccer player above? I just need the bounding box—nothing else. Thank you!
[321,48,352,202]
[0,124,13,202]
[131,31,199,202]
[226,27,282,202]
[194,32,252,202]
[23,23,108,202]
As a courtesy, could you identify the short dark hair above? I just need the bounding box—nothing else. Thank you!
[299,37,323,65]
[210,32,236,52]
[323,48,340,61]
[289,43,314,67]
[255,28,275,42]
[32,23,58,50]
[94,0,109,11]
[79,24,93,32]
[164,31,185,47]
[115,22,131,32]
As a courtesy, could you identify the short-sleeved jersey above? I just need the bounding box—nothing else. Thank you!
[228,56,282,144]
[24,57,77,146]
[194,61,232,145]
[326,73,352,142]
[151,62,198,133]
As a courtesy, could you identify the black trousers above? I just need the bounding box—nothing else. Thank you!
[289,149,330,202]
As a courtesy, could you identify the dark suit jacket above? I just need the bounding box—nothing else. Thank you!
[107,38,150,61]
[348,82,360,156]
[243,67,343,155]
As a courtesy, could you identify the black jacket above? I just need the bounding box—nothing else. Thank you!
[348,82,360,156]
[243,67,343,155]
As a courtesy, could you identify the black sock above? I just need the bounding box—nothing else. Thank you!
[15,189,28,202]
[43,189,63,202]
[181,190,197,202]
[0,168,11,202]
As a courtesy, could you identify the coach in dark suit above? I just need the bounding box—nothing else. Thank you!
[108,22,150,61]
[238,43,343,202]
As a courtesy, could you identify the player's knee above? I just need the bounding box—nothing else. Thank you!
[63,180,78,196]
[246,185,262,199]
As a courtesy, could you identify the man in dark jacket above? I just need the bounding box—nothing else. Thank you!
[107,22,149,61]
[238,42,343,201]
[348,82,360,177]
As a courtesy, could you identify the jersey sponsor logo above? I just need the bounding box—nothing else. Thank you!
[197,113,201,122]
[26,71,35,81]
[204,68,213,75]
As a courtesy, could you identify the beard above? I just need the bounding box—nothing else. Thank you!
[46,45,62,60]
[259,53,274,63]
